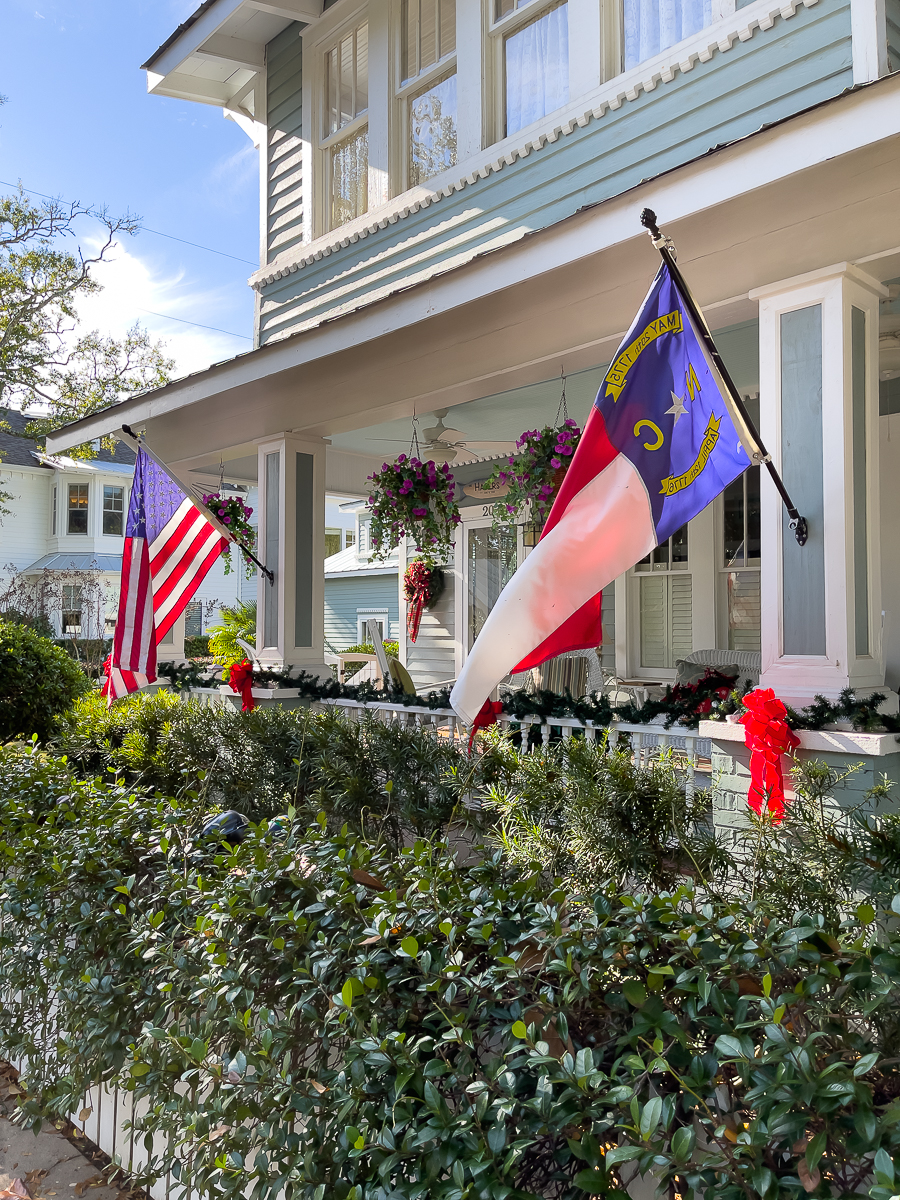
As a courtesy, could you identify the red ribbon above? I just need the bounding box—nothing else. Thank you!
[468,698,504,752]
[228,659,257,712]
[738,687,800,821]
[406,588,427,644]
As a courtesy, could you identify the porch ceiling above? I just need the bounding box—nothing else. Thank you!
[46,76,900,480]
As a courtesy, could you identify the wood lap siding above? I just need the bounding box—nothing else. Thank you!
[267,25,306,264]
[257,0,853,342]
[407,577,456,690]
[324,574,400,651]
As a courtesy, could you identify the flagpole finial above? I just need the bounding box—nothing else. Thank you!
[640,208,660,238]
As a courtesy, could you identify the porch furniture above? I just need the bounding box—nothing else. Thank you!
[679,649,761,690]
[366,619,417,695]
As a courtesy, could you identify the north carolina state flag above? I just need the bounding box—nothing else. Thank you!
[450,263,751,725]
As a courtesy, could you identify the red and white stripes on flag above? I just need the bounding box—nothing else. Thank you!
[104,447,229,701]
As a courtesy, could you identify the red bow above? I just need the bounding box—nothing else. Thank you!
[228,659,257,712]
[468,698,504,752]
[101,653,112,699]
[739,687,800,821]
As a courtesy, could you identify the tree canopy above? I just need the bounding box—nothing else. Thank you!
[0,187,173,458]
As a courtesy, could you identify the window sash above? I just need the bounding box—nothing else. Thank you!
[325,21,369,138]
[103,485,125,536]
[409,71,458,186]
[67,483,89,535]
[503,1,569,138]
[402,0,456,83]
[329,126,369,228]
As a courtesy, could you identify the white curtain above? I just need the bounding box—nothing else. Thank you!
[624,0,712,70]
[505,3,569,137]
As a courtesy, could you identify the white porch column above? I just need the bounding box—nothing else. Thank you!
[256,433,330,677]
[751,264,887,706]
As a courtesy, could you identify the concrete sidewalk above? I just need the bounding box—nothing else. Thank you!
[0,1067,122,1200]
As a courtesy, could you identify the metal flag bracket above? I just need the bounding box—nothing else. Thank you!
[119,424,276,583]
[639,208,808,548]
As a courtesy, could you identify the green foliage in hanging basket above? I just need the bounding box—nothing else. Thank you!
[367,456,460,566]
[485,419,581,527]
[201,492,257,578]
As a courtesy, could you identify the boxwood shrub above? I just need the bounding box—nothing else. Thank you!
[0,618,91,742]
[2,742,900,1200]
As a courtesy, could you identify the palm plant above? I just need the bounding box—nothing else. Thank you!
[207,599,256,667]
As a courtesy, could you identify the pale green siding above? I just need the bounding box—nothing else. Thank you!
[888,0,900,72]
[325,573,400,651]
[259,0,852,342]
[266,24,305,264]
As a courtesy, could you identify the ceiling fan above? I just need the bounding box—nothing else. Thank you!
[372,410,519,464]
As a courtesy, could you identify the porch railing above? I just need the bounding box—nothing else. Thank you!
[320,699,711,798]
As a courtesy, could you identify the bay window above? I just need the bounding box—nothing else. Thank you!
[322,20,369,229]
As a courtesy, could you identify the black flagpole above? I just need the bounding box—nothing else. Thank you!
[119,424,275,583]
[639,209,808,547]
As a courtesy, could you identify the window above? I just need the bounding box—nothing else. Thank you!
[323,21,369,229]
[503,2,569,137]
[624,0,712,70]
[720,467,761,652]
[345,529,356,548]
[185,602,203,638]
[51,484,57,536]
[403,0,455,80]
[634,525,690,670]
[467,524,517,649]
[409,73,458,185]
[67,483,89,534]
[358,612,388,642]
[325,527,343,557]
[102,485,125,536]
[401,0,458,186]
[61,585,82,635]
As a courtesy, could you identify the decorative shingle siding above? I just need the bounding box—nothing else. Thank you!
[324,573,400,651]
[258,0,853,343]
[266,23,305,265]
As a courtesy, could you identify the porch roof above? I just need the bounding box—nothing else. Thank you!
[45,74,900,481]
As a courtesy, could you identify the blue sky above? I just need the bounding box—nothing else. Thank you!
[0,0,260,383]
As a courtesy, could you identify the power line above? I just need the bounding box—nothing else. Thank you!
[0,178,258,267]
[136,307,252,340]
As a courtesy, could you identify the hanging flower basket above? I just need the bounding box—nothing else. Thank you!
[483,419,581,529]
[404,557,445,642]
[201,492,257,578]
[367,455,460,567]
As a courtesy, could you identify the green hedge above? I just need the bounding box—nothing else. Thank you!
[0,620,91,741]
[0,741,900,1200]
[185,634,211,658]
[56,690,474,837]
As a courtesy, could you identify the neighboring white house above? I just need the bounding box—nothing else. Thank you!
[0,408,244,644]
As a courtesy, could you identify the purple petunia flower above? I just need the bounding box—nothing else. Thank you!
[412,507,427,517]
[224,516,231,524]
[561,446,572,456]
[551,457,562,469]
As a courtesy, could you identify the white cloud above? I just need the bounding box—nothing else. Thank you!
[73,229,253,382]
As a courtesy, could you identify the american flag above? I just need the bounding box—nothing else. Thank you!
[104,446,229,700]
